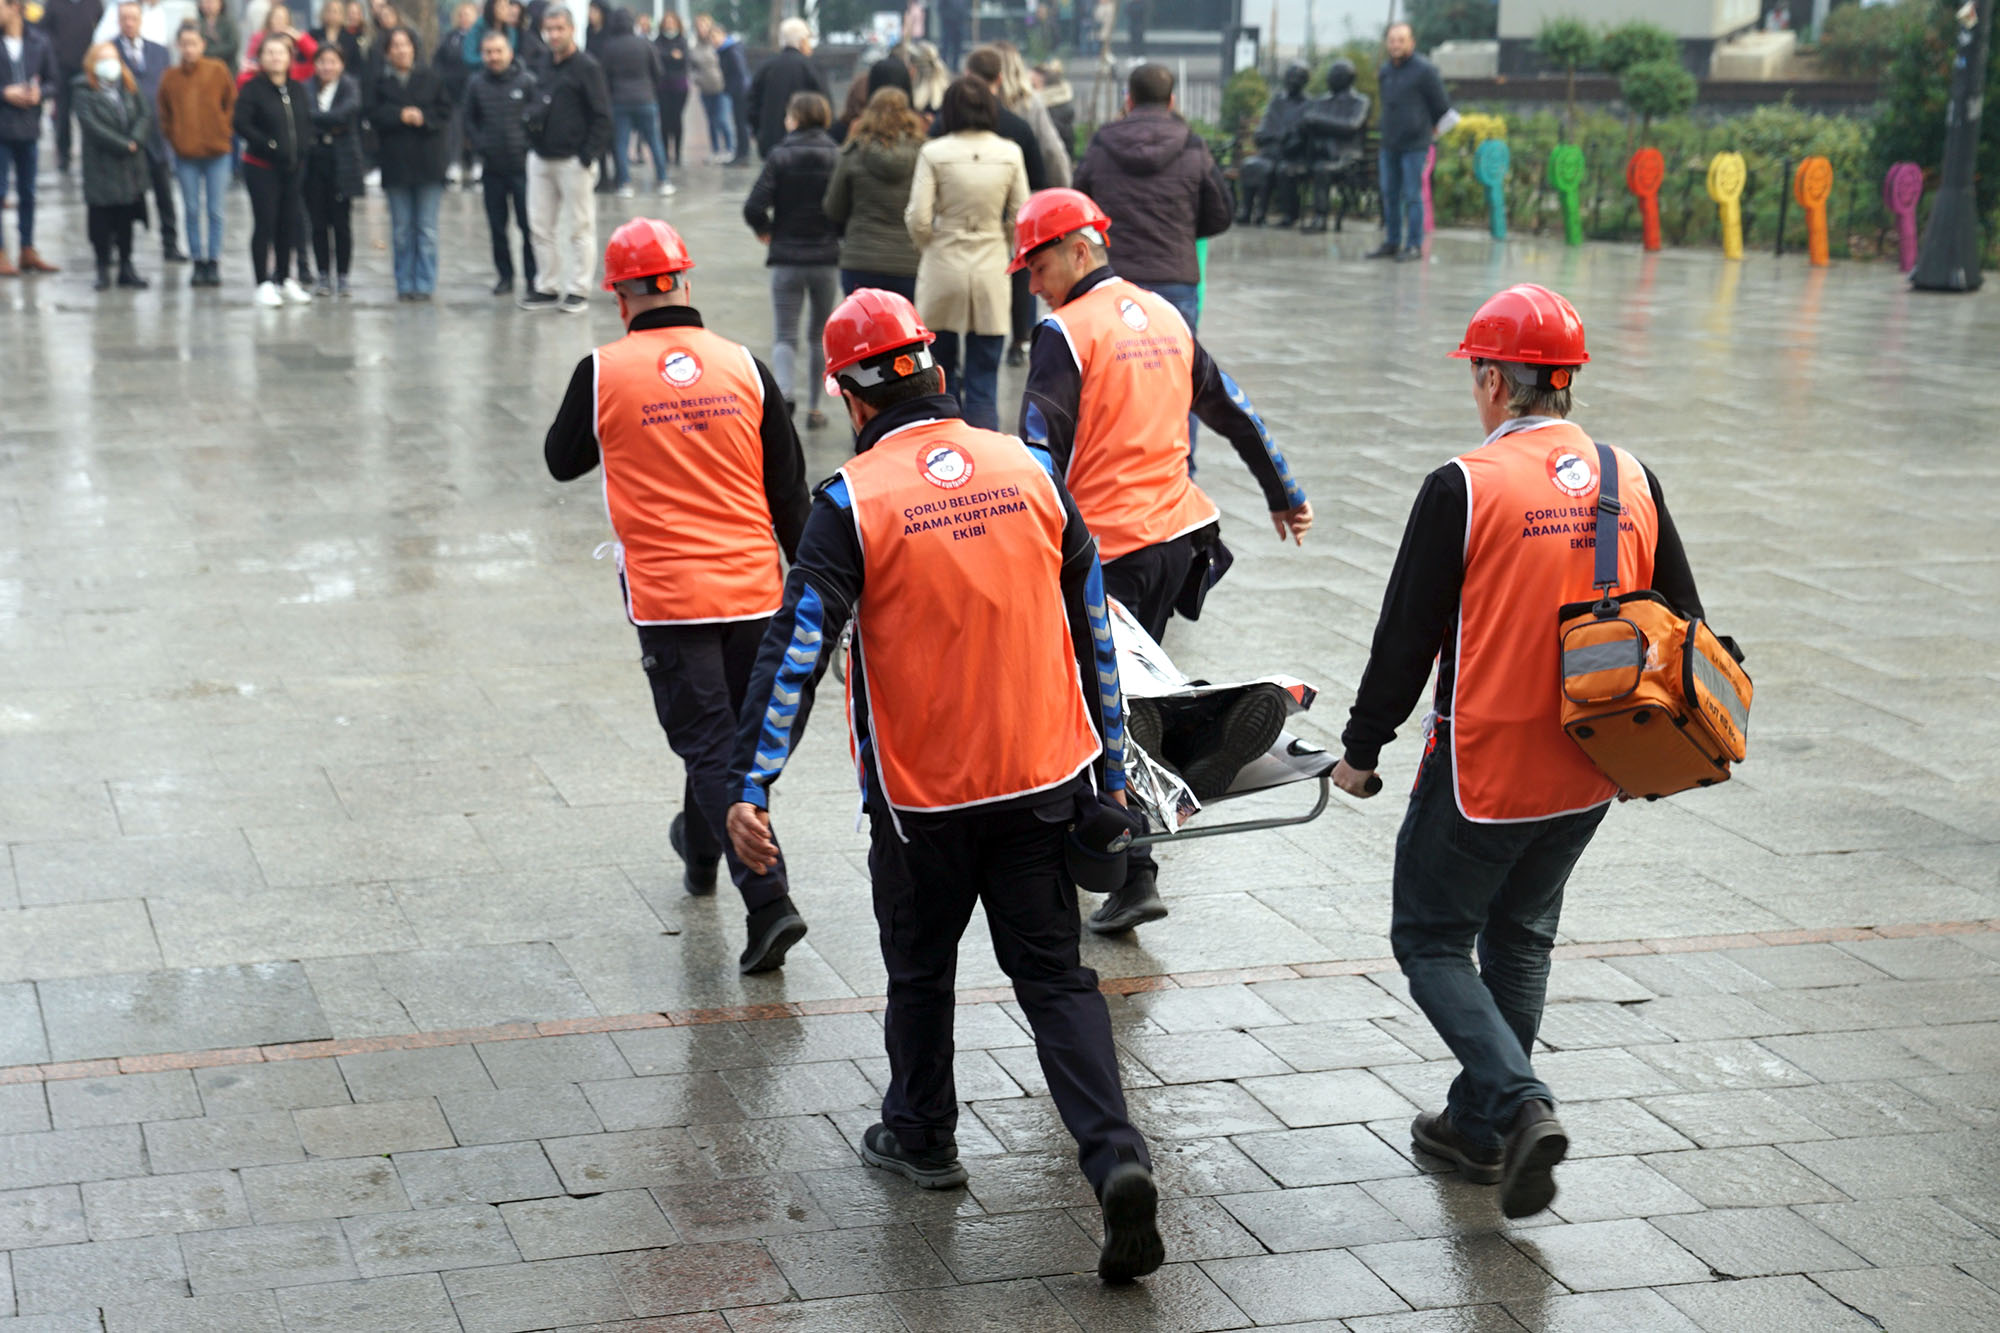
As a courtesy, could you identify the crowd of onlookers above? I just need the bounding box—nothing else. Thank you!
[2,0,1240,410]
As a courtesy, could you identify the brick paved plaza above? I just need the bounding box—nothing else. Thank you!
[2,166,1998,1332]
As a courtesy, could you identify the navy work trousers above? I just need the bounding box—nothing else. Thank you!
[1390,733,1608,1149]
[637,619,790,912]
[867,786,1148,1192]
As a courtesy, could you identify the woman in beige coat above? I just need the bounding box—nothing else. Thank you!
[904,76,1027,431]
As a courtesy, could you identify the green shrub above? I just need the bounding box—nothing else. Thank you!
[1620,58,1698,139]
[1817,1,1924,77]
[1870,0,2000,239]
[1599,21,1679,75]
[1220,67,1269,153]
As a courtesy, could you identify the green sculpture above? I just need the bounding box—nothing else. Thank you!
[1549,144,1586,247]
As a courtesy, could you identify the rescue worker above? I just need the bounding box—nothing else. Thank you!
[723,289,1165,1284]
[1013,186,1314,935]
[1332,284,1714,1219]
[543,217,813,975]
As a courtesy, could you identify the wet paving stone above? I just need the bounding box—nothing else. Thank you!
[763,1224,954,1300]
[1200,1246,1409,1323]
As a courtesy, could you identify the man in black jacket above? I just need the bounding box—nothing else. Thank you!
[521,3,609,311]
[742,89,837,427]
[1072,63,1229,333]
[113,1,183,263]
[744,16,822,161]
[465,29,536,295]
[0,0,61,274]
[34,0,99,172]
[1370,21,1450,262]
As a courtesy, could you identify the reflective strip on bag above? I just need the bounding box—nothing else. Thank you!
[1690,648,1749,735]
[1563,640,1644,678]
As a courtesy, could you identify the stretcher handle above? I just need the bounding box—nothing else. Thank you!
[1131,773,1334,848]
[1364,774,1383,795]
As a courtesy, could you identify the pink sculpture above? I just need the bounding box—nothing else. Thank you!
[1883,162,1923,273]
[1422,145,1436,248]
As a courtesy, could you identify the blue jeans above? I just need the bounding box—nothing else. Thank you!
[1380,147,1429,249]
[931,330,1004,431]
[385,182,444,294]
[173,153,231,261]
[700,91,733,157]
[0,138,37,249]
[612,102,670,188]
[1390,736,1608,1149]
[839,269,916,300]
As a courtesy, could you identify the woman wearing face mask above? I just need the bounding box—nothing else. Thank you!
[74,40,155,291]
[233,32,316,305]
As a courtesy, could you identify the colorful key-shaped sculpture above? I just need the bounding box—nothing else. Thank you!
[1475,139,1510,238]
[1883,162,1922,273]
[1707,151,1746,260]
[1626,147,1664,252]
[1549,144,1585,246]
[1794,155,1833,266]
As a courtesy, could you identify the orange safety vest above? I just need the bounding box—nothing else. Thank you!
[1046,277,1219,562]
[841,418,1102,812]
[1449,420,1659,822]
[593,326,783,625]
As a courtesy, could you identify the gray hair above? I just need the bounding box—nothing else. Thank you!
[543,4,573,25]
[778,16,809,49]
[1482,359,1573,418]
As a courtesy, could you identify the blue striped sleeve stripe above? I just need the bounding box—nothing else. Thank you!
[1083,558,1127,792]
[742,585,826,806]
[1219,369,1306,509]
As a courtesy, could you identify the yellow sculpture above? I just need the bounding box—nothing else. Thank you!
[1707,152,1747,260]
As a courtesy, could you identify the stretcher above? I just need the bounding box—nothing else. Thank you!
[1109,600,1339,848]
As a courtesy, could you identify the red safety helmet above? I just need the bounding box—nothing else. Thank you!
[1009,187,1112,273]
[602,217,694,292]
[1450,283,1590,366]
[823,289,938,393]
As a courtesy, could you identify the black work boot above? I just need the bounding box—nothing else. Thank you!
[739,895,807,975]
[1096,1155,1165,1282]
[1180,683,1288,801]
[1366,240,1400,259]
[860,1122,967,1188]
[115,258,147,289]
[94,262,112,291]
[1500,1098,1568,1218]
[1410,1109,1502,1184]
[669,812,717,896]
[1088,864,1167,936]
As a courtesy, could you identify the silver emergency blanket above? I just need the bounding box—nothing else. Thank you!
[1111,599,1336,834]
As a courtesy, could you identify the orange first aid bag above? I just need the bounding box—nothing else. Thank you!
[1557,443,1752,801]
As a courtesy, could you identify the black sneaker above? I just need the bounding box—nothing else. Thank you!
[1005,341,1026,367]
[559,293,588,314]
[1179,683,1288,801]
[860,1122,967,1189]
[739,896,807,975]
[669,812,717,896]
[1088,865,1168,935]
[1365,241,1400,259]
[1410,1109,1503,1184]
[491,277,514,296]
[1126,698,1163,761]
[1096,1159,1165,1282]
[518,289,560,310]
[1500,1099,1568,1218]
[1396,246,1423,263]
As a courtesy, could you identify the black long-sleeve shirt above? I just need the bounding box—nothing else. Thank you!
[1018,266,1305,516]
[1340,421,1706,772]
[542,305,811,561]
[727,394,1128,815]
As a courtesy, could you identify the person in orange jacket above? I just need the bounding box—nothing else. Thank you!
[724,289,1165,1285]
[1333,284,1716,1219]
[1013,186,1314,936]
[543,217,813,975]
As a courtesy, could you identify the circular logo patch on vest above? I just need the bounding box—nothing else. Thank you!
[659,350,703,387]
[1547,448,1596,499]
[1118,298,1150,332]
[918,443,974,490]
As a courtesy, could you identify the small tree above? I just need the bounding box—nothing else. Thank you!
[1407,0,1499,47]
[1221,67,1271,156]
[1620,57,1697,144]
[1535,18,1598,129]
[1599,21,1681,76]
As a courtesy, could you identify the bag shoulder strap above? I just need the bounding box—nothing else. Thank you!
[1592,440,1621,595]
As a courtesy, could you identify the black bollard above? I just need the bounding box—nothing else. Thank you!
[1912,0,1993,292]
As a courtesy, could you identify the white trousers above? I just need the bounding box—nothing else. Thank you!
[527,153,598,299]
